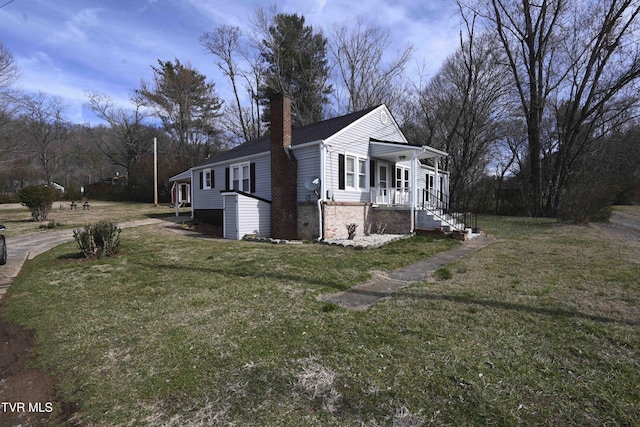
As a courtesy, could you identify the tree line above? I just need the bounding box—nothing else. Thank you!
[1,1,639,221]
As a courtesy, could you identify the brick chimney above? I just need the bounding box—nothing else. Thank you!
[270,93,298,240]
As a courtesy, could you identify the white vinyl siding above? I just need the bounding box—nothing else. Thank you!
[223,194,237,239]
[324,105,406,203]
[223,192,271,240]
[193,154,271,211]
[192,167,221,209]
[293,144,320,202]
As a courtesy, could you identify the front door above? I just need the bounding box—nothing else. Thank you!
[179,183,190,203]
[378,162,389,204]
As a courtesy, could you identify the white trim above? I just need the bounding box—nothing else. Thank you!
[203,168,213,190]
[325,105,408,146]
[289,139,323,150]
[196,152,267,170]
[229,161,251,193]
[343,152,369,192]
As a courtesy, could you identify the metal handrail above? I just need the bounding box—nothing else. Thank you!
[421,188,478,231]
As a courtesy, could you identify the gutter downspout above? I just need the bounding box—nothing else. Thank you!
[317,142,325,240]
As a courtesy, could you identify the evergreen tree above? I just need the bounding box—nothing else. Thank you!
[259,13,332,127]
[137,59,223,167]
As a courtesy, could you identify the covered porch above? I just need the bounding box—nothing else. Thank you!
[368,138,449,210]
[169,170,193,217]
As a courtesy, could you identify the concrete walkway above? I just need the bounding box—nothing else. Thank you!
[0,217,187,295]
[319,235,498,311]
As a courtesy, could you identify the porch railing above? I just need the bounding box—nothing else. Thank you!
[421,188,478,232]
[371,186,447,209]
[370,187,478,231]
[371,187,411,206]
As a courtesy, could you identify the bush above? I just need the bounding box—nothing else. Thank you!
[73,222,122,259]
[18,185,58,222]
[558,177,613,224]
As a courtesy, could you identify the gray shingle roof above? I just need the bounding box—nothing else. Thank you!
[195,105,379,167]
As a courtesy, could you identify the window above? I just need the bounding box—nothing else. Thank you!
[379,164,388,188]
[358,159,366,188]
[205,169,212,189]
[346,156,355,188]
[229,162,253,193]
[396,166,410,189]
[242,164,250,192]
[200,168,213,190]
[340,154,367,190]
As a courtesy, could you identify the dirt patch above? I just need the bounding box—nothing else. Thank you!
[0,308,71,426]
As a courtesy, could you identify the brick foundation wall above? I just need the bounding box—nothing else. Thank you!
[321,203,413,239]
[322,202,374,239]
[370,208,412,234]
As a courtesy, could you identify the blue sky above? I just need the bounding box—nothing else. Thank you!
[0,0,461,123]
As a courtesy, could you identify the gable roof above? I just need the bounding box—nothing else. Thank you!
[195,105,380,167]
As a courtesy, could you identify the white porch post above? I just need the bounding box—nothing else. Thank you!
[410,153,417,233]
[174,184,179,217]
[434,156,439,208]
[190,170,195,218]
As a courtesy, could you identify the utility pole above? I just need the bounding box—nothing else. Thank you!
[153,137,158,206]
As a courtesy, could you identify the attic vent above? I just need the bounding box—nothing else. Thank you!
[380,111,388,124]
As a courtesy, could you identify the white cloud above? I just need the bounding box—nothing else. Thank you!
[1,0,462,123]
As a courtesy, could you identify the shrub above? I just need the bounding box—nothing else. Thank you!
[435,267,452,281]
[558,178,613,224]
[18,185,58,222]
[73,222,122,259]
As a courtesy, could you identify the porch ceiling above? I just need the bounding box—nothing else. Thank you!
[369,139,447,162]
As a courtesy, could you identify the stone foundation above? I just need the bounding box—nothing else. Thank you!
[297,202,320,241]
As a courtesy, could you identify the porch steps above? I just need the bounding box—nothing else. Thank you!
[417,209,467,232]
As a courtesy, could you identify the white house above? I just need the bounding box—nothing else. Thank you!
[170,94,464,240]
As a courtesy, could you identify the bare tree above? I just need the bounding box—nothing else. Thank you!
[0,41,18,92]
[200,25,263,143]
[546,0,640,215]
[417,14,508,207]
[85,92,154,185]
[482,0,565,216]
[329,17,414,113]
[17,93,71,186]
[464,0,640,217]
[0,41,20,166]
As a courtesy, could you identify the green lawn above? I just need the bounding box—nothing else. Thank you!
[2,213,639,426]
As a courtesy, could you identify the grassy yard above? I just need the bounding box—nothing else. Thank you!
[0,201,182,238]
[2,211,639,426]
